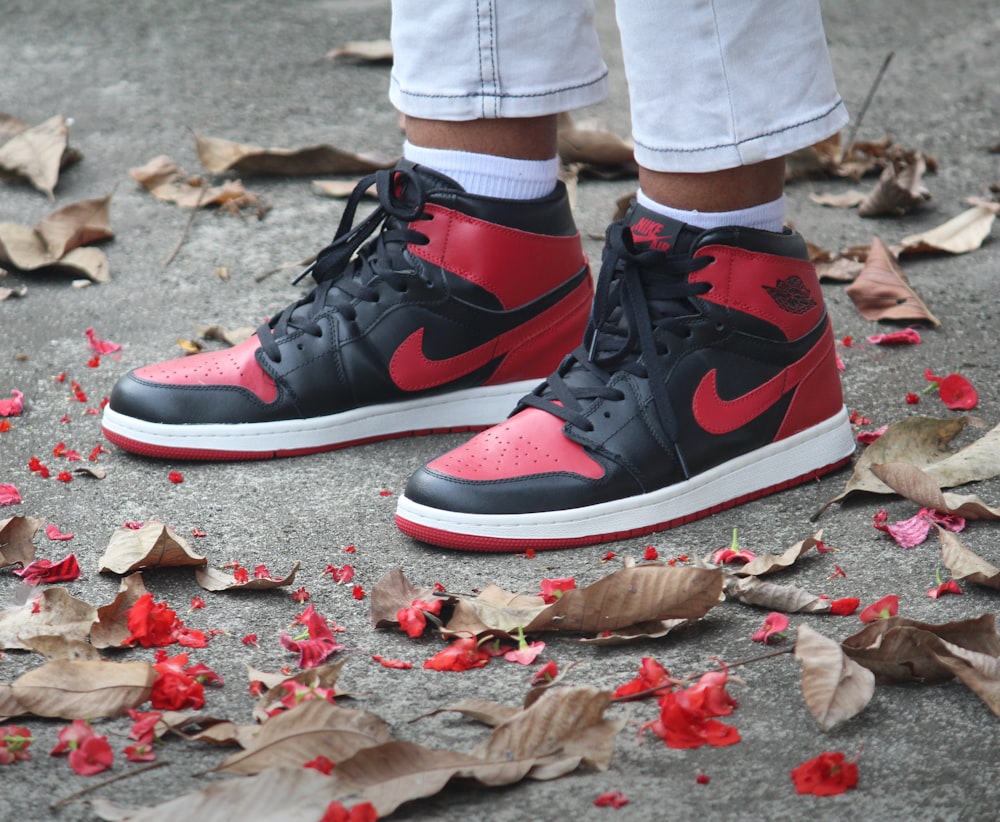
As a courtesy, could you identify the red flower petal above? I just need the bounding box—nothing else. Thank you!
[938,373,978,410]
[859,594,899,622]
[13,554,81,585]
[791,751,858,796]
[372,654,414,670]
[423,637,490,672]
[829,597,861,616]
[168,471,183,484]
[867,328,921,345]
[594,791,629,808]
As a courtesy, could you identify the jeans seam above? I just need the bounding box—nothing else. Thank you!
[632,98,845,155]
[390,70,609,102]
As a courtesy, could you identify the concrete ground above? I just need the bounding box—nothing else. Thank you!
[2,1,999,820]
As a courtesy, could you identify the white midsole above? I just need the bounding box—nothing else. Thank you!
[396,407,855,540]
[101,380,539,452]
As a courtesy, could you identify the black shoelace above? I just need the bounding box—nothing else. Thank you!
[256,168,432,363]
[519,222,712,477]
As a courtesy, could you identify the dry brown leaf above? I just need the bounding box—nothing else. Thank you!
[857,153,932,217]
[129,155,261,211]
[0,587,97,651]
[816,415,972,516]
[325,39,393,62]
[724,575,832,613]
[36,193,114,258]
[197,324,255,347]
[0,194,114,282]
[23,634,103,661]
[195,133,394,176]
[424,698,522,728]
[845,236,940,326]
[841,614,1000,684]
[556,113,635,170]
[370,566,444,628]
[0,514,43,569]
[311,179,369,199]
[729,532,823,577]
[785,134,844,181]
[0,114,78,197]
[870,462,1000,520]
[929,640,1000,717]
[89,767,342,822]
[90,572,149,649]
[815,256,865,282]
[576,618,691,645]
[250,660,349,722]
[0,283,28,300]
[939,527,1000,589]
[472,686,620,783]
[899,205,996,255]
[195,560,300,592]
[525,565,722,635]
[156,711,253,747]
[794,624,875,730]
[215,698,391,775]
[809,190,868,209]
[99,522,206,574]
[8,658,155,719]
[444,565,722,637]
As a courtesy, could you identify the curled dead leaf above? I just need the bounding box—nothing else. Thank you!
[99,522,206,574]
[0,114,80,198]
[899,205,997,255]
[0,194,114,282]
[90,572,149,649]
[816,415,973,517]
[325,39,393,63]
[939,527,1000,589]
[195,560,300,592]
[724,576,832,613]
[8,658,155,719]
[195,133,394,176]
[370,566,444,629]
[845,236,940,326]
[215,698,391,775]
[857,153,931,217]
[795,624,875,730]
[871,462,1000,520]
[729,532,823,577]
[0,514,43,569]
[0,586,97,651]
[841,614,1000,684]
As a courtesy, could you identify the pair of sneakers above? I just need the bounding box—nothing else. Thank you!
[102,162,854,552]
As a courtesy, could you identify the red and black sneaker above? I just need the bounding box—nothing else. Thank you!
[102,163,593,459]
[396,204,855,551]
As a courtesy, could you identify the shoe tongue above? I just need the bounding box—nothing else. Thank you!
[624,203,701,256]
[394,158,466,196]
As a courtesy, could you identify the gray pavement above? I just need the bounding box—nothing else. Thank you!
[2,1,1000,820]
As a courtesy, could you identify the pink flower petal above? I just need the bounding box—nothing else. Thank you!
[0,484,22,506]
[46,524,75,541]
[0,389,25,417]
[85,328,123,355]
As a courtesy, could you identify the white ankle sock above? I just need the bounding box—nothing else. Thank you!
[403,141,559,200]
[636,188,786,233]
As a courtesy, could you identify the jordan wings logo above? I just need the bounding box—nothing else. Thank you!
[630,218,673,251]
[762,276,817,315]
[692,332,834,435]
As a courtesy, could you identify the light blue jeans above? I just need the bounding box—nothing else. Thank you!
[389,0,847,173]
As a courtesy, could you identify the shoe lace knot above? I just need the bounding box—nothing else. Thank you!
[257,168,432,363]
[521,221,712,463]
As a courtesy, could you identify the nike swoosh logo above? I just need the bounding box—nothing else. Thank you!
[388,290,582,392]
[692,331,834,435]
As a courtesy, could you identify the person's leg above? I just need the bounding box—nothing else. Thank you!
[396,0,856,551]
[102,2,605,460]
